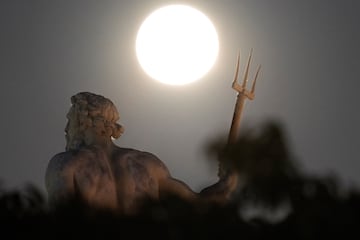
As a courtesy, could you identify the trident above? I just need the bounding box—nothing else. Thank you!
[227,49,261,144]
[217,49,261,178]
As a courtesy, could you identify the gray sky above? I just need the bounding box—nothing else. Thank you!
[1,0,359,194]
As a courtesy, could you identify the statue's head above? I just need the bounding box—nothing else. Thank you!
[65,92,124,151]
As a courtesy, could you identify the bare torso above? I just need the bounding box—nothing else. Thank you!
[45,144,198,214]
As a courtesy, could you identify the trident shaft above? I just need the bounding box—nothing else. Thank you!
[228,49,261,144]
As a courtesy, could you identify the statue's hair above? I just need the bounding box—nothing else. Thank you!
[69,92,124,139]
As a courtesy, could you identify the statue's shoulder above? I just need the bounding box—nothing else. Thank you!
[47,148,92,172]
[46,151,75,176]
[112,146,167,166]
[113,146,159,159]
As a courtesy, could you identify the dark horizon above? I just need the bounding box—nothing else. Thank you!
[1,120,360,239]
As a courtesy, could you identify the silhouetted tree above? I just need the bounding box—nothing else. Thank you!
[1,120,360,239]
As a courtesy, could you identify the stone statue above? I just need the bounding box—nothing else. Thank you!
[45,92,238,215]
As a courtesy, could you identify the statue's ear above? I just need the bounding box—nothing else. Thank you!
[112,123,124,139]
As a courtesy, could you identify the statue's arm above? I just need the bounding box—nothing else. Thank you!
[136,150,239,206]
[45,152,76,207]
[199,172,239,204]
[158,177,199,203]
[158,172,238,206]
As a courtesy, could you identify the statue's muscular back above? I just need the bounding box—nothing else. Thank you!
[45,144,174,214]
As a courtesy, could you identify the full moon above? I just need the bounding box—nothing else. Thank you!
[136,5,219,85]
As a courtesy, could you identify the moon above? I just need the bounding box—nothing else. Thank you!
[136,5,219,85]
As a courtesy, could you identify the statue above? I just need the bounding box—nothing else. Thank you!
[45,50,260,215]
[45,92,239,215]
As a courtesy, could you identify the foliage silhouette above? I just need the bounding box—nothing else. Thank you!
[1,120,360,239]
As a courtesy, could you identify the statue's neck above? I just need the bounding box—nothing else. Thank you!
[80,130,116,156]
[90,139,116,155]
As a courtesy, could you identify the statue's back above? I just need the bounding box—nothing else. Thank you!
[45,145,172,213]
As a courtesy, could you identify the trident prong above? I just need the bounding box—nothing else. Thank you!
[242,48,253,88]
[232,51,241,88]
[251,64,261,94]
[227,49,261,144]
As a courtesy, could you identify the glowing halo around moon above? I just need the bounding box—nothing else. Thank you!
[136,5,219,85]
